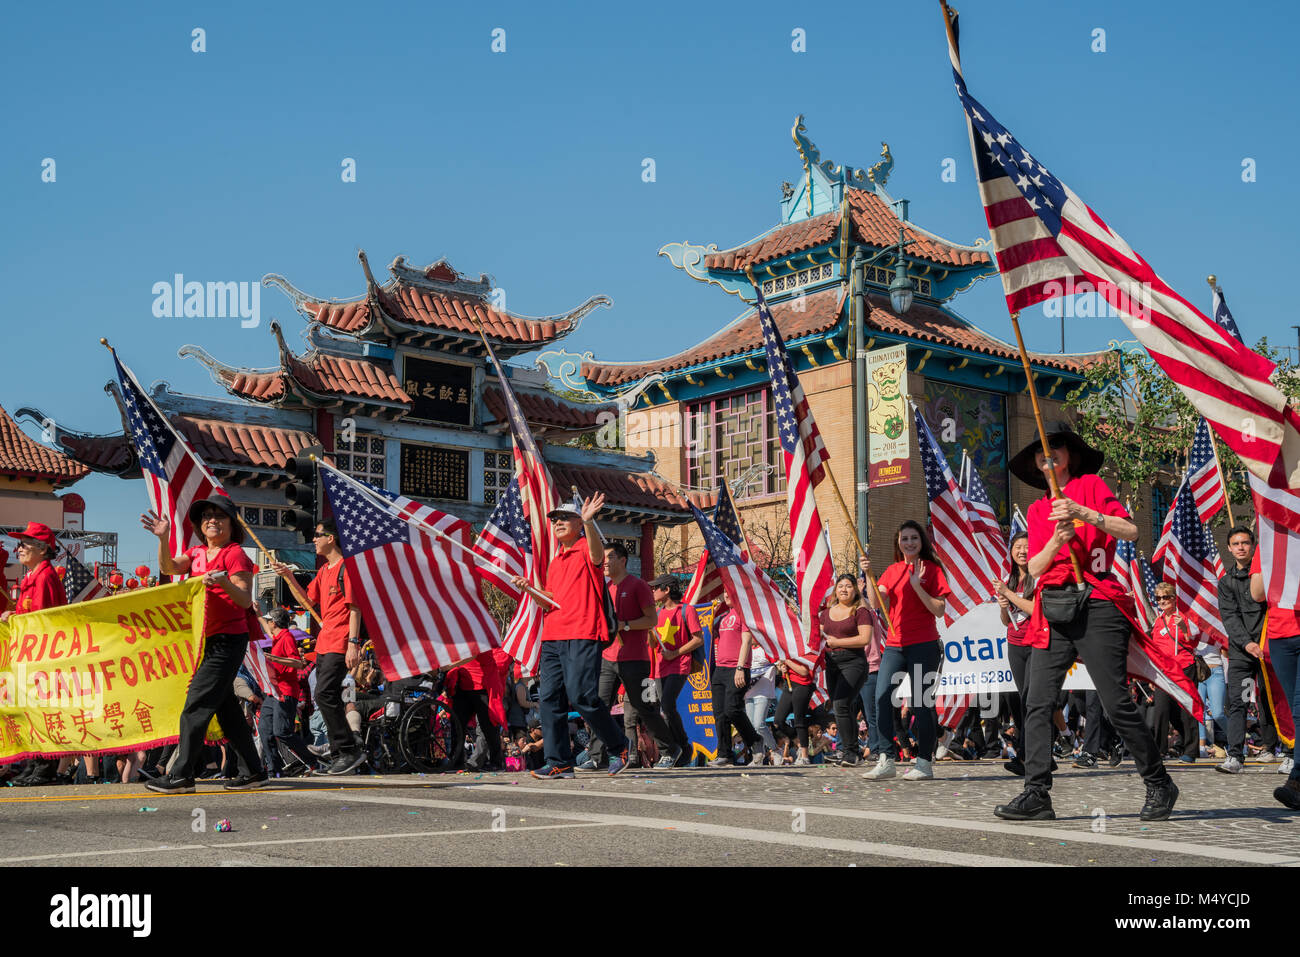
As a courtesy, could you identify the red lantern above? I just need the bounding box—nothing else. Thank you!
[134,565,150,579]
[55,565,67,579]
[125,578,139,589]
[109,572,124,587]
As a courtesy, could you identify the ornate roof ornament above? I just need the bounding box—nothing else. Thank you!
[387,254,493,299]
[791,114,874,215]
[535,348,599,398]
[867,142,894,188]
[658,241,746,298]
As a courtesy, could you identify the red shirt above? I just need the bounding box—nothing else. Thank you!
[878,560,950,647]
[269,628,304,699]
[540,541,605,642]
[819,605,873,657]
[652,603,700,677]
[185,543,257,637]
[1252,550,1300,639]
[1152,611,1196,671]
[306,559,358,656]
[785,619,822,686]
[1005,576,1032,647]
[15,560,65,614]
[713,608,749,668]
[603,575,654,662]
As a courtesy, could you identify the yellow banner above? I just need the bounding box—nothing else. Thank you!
[0,579,209,763]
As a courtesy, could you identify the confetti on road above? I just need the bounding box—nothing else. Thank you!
[137,807,158,813]
[822,786,835,793]
[214,819,233,833]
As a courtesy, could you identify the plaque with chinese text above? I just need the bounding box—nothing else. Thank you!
[403,357,473,426]
[399,444,470,501]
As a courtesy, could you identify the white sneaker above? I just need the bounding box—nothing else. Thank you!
[935,731,955,761]
[903,758,934,780]
[792,753,811,767]
[1254,748,1278,763]
[1279,757,1295,775]
[861,755,896,780]
[1215,756,1244,774]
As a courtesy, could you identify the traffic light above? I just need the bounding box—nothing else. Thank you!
[283,454,319,542]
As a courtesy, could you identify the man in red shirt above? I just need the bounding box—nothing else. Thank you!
[273,517,364,776]
[516,494,631,779]
[260,607,317,775]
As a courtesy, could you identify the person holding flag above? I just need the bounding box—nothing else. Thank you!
[648,573,704,767]
[993,426,1177,822]
[996,531,1035,776]
[1148,583,1202,764]
[859,520,951,781]
[142,496,268,794]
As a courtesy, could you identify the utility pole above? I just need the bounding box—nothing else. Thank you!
[1292,324,1300,365]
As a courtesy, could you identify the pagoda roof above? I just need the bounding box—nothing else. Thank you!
[263,251,611,359]
[702,188,992,274]
[550,463,691,519]
[0,404,89,486]
[580,288,1108,389]
[482,385,617,438]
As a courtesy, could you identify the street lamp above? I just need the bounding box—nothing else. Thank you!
[888,257,915,315]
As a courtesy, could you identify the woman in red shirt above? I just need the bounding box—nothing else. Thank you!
[820,574,876,768]
[649,575,703,766]
[1148,583,1201,764]
[141,496,267,794]
[860,520,951,781]
[772,623,821,767]
[707,593,762,767]
[993,424,1176,823]
[997,532,1035,775]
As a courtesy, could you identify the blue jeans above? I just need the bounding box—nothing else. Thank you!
[860,670,885,754]
[1270,635,1300,783]
[537,639,628,768]
[874,642,942,761]
[745,694,776,750]
[1198,666,1227,746]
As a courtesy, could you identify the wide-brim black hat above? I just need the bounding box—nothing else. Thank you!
[1008,422,1104,490]
[187,496,246,544]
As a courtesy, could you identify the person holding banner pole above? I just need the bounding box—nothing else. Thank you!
[142,497,267,794]
[707,592,762,767]
[773,646,819,767]
[860,521,951,782]
[820,574,875,768]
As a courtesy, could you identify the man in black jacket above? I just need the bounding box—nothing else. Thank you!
[1216,526,1279,773]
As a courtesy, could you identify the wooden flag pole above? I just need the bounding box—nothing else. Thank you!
[1207,433,1237,528]
[1006,314,1086,587]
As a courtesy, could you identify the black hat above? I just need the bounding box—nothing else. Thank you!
[1008,422,1104,490]
[187,496,246,544]
[648,574,678,590]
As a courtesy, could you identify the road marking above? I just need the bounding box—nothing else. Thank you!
[0,822,612,864]
[287,789,1061,866]
[453,782,1300,866]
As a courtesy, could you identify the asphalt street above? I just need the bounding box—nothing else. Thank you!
[2,758,1297,868]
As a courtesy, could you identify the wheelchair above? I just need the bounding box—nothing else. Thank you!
[357,672,463,773]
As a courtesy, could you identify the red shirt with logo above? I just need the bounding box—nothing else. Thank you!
[1005,576,1033,647]
[651,603,700,678]
[306,559,358,656]
[541,541,605,642]
[713,607,750,669]
[1252,549,1300,639]
[878,560,950,647]
[15,561,65,614]
[603,575,654,662]
[185,543,257,637]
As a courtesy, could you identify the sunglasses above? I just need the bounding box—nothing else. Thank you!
[1046,436,1067,449]
[1155,597,1175,603]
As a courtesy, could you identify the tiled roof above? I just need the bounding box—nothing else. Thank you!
[218,354,409,407]
[702,188,992,272]
[375,284,576,344]
[0,405,89,484]
[176,417,316,470]
[549,463,691,514]
[309,300,371,335]
[483,386,615,433]
[580,286,847,387]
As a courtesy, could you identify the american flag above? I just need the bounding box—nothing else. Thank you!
[1248,473,1300,611]
[1187,419,1227,525]
[113,350,226,555]
[61,554,107,604]
[960,450,1010,583]
[752,280,834,633]
[913,403,998,623]
[318,461,499,679]
[942,3,1300,491]
[1113,537,1155,633]
[243,621,282,703]
[472,476,544,673]
[1211,284,1244,343]
[690,502,817,673]
[1152,481,1227,647]
[683,482,746,605]
[1009,505,1027,540]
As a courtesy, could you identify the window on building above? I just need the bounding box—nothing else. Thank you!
[242,505,292,530]
[483,449,513,506]
[335,435,386,486]
[685,388,786,499]
[1151,483,1176,543]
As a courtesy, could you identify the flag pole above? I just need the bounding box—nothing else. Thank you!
[99,337,326,624]
[1005,315,1087,586]
[311,456,559,610]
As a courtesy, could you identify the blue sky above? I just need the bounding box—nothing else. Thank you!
[3,0,1297,572]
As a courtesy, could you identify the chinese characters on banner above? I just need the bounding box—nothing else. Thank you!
[0,579,219,763]
[403,356,473,426]
[399,443,470,501]
[867,344,911,488]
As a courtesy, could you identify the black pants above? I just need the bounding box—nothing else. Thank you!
[315,652,355,758]
[774,681,815,750]
[1081,690,1117,757]
[711,666,760,757]
[258,695,314,772]
[1151,664,1200,760]
[1226,653,1280,759]
[659,673,691,761]
[451,690,503,768]
[172,633,263,781]
[1024,599,1169,792]
[825,651,868,754]
[1007,642,1032,756]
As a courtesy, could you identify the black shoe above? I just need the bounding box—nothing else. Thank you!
[224,771,270,791]
[145,775,196,795]
[1274,781,1300,811]
[994,787,1056,821]
[16,767,58,788]
[1073,752,1098,769]
[1003,757,1026,776]
[836,751,860,768]
[324,750,366,776]
[1139,779,1179,822]
[1107,748,1123,768]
